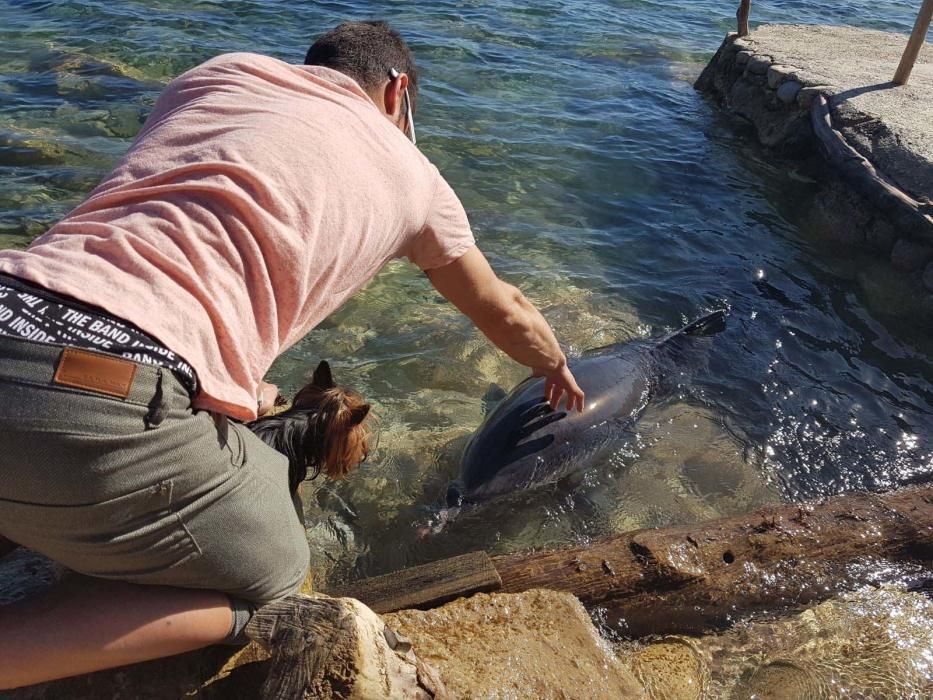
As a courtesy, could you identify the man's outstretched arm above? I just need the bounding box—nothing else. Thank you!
[425,246,585,412]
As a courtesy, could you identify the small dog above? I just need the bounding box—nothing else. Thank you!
[248,361,371,493]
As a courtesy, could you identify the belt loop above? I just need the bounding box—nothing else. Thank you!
[144,368,168,429]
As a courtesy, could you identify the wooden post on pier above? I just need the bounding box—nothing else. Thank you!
[737,0,751,37]
[893,0,933,85]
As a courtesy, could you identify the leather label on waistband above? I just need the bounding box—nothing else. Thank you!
[53,347,137,399]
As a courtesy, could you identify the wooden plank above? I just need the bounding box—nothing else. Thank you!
[327,551,502,614]
[737,0,751,37]
[894,0,933,85]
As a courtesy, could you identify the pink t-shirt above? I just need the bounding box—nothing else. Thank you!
[0,53,475,420]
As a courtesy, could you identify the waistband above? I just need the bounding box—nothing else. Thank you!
[0,273,198,394]
[0,333,189,409]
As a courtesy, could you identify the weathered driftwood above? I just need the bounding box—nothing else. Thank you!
[736,0,751,37]
[493,485,933,635]
[329,551,501,614]
[339,486,933,638]
[245,593,448,699]
[810,93,933,238]
[893,0,933,85]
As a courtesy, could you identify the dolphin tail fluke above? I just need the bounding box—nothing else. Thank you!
[652,310,728,389]
[659,309,727,345]
[680,308,727,336]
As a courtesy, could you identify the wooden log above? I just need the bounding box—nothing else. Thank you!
[492,485,933,636]
[245,593,449,699]
[736,0,751,37]
[893,0,933,85]
[810,93,933,237]
[327,551,501,614]
[327,486,933,639]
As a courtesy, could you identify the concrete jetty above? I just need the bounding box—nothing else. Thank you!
[696,25,933,315]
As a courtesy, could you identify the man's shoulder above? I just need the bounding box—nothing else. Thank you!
[180,53,367,101]
[194,51,288,75]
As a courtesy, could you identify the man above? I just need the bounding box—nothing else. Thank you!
[0,21,584,687]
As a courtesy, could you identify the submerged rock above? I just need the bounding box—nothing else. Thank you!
[0,129,74,167]
[631,636,709,700]
[599,403,781,533]
[697,587,933,698]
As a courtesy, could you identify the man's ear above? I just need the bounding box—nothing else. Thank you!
[311,360,335,389]
[382,72,407,120]
[349,404,370,426]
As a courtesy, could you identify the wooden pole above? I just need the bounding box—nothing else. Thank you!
[894,0,933,85]
[737,0,751,37]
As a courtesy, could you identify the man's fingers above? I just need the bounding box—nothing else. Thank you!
[571,388,585,412]
[537,366,585,413]
[550,386,565,411]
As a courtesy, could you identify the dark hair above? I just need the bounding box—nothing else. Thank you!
[248,361,371,493]
[305,20,418,113]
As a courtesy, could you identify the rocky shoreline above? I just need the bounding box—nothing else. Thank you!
[695,25,933,320]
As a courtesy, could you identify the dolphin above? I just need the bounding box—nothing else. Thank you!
[451,310,727,506]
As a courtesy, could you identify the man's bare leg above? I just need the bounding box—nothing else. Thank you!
[0,575,233,690]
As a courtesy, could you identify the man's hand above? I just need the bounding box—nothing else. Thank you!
[533,360,585,413]
[257,381,279,417]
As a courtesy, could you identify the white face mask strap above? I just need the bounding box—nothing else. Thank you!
[389,68,416,145]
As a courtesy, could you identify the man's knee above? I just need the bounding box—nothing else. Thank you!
[257,536,311,605]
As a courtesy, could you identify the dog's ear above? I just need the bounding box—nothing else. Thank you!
[311,360,335,389]
[349,404,370,426]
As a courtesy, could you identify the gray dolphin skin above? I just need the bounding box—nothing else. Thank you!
[454,310,727,505]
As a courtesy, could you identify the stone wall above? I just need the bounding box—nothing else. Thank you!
[695,30,933,319]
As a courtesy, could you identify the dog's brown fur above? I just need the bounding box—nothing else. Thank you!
[249,361,371,491]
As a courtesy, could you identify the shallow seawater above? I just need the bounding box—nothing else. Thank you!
[625,586,933,699]
[1,0,930,626]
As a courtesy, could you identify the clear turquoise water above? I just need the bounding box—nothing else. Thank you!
[1,1,930,595]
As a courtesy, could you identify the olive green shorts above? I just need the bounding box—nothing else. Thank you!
[0,335,309,608]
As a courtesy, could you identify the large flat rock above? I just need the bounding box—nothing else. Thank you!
[385,589,644,699]
[741,24,933,202]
